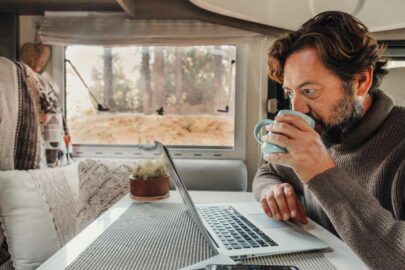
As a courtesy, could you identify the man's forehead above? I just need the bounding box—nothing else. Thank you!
[283,48,332,88]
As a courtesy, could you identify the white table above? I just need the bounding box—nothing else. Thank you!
[38,191,368,270]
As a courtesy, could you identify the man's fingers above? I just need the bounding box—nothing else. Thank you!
[266,121,302,141]
[260,196,272,217]
[283,186,297,218]
[262,132,294,152]
[273,189,290,221]
[262,184,304,224]
[267,191,282,220]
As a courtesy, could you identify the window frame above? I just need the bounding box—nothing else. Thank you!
[380,40,405,60]
[53,40,248,160]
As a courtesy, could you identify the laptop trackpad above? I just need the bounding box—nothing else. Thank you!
[247,214,291,229]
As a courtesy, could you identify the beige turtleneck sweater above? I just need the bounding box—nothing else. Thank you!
[253,90,405,270]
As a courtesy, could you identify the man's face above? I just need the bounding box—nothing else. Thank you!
[282,47,365,146]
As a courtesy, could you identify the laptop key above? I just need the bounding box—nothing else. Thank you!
[247,240,258,246]
[231,244,241,249]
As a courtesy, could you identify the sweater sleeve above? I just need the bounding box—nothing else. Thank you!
[307,163,405,270]
[253,161,306,201]
[252,162,283,200]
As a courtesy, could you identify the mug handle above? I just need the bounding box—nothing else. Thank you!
[254,119,274,144]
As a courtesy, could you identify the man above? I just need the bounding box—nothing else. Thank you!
[253,11,405,270]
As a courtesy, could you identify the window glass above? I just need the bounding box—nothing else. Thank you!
[65,45,236,147]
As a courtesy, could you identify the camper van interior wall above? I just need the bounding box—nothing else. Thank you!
[130,159,170,201]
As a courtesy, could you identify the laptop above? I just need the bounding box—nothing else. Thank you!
[155,141,328,259]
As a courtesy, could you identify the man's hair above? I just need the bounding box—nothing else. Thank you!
[268,11,388,95]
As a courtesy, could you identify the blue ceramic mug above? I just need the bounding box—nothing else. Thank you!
[254,110,316,154]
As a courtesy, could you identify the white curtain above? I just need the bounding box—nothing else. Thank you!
[38,12,258,46]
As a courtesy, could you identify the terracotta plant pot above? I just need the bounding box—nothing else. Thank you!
[129,175,170,201]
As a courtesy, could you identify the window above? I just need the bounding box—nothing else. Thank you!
[64,44,246,158]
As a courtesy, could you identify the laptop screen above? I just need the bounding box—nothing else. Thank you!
[155,141,219,254]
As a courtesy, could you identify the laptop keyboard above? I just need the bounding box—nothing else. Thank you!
[198,206,278,250]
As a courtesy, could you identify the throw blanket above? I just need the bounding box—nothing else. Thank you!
[0,57,24,170]
[14,61,41,170]
[0,57,72,170]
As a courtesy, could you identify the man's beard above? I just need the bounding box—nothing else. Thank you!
[313,84,365,147]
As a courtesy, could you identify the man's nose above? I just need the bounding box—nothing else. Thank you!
[291,95,310,114]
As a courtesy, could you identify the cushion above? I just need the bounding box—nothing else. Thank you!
[77,159,135,231]
[0,163,79,270]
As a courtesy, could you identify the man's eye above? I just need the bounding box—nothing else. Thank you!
[303,89,317,96]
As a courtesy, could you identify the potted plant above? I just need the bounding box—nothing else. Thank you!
[129,159,170,201]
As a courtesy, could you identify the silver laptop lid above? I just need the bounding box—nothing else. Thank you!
[155,141,219,254]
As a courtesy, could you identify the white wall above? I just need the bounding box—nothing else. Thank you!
[380,67,405,105]
[19,16,42,46]
[244,35,276,190]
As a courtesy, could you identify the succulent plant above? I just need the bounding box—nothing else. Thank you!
[132,159,168,180]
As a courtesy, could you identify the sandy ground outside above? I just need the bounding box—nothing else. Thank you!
[68,114,234,147]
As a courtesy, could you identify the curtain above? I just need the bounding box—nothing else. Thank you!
[38,12,258,46]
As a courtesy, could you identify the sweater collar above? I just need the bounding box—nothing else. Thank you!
[333,90,394,151]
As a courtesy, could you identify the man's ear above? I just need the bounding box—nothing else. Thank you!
[354,67,373,97]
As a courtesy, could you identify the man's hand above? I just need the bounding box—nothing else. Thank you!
[262,114,336,183]
[260,183,308,224]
